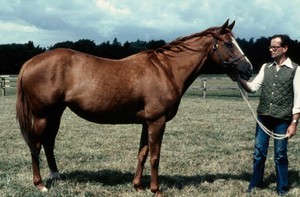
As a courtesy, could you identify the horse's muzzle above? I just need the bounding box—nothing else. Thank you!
[237,61,253,80]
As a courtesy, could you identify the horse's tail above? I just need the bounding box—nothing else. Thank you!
[16,69,33,147]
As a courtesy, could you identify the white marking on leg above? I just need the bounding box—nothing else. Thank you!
[40,186,48,192]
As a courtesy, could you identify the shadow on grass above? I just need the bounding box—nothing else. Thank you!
[60,169,134,186]
[47,169,299,190]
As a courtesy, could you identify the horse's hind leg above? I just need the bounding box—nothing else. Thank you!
[30,117,48,192]
[31,108,64,192]
[42,114,63,181]
[133,123,149,190]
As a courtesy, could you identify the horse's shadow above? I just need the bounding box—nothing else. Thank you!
[46,169,300,190]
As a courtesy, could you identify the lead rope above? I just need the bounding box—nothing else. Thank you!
[237,81,288,140]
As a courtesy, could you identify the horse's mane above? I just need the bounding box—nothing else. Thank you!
[155,26,232,54]
[143,25,234,60]
[171,27,218,43]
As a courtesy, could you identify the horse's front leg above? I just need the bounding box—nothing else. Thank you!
[133,123,149,190]
[148,117,166,196]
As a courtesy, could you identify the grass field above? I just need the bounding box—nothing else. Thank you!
[1,94,300,197]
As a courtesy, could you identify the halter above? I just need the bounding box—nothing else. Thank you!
[212,38,245,67]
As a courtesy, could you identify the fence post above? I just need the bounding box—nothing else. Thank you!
[0,77,4,96]
[0,75,18,96]
[201,79,207,99]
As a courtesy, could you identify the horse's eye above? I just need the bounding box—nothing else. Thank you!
[225,42,233,48]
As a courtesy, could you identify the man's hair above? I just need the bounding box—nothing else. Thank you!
[271,34,291,47]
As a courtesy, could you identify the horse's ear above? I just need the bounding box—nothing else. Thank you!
[220,19,229,34]
[227,20,235,30]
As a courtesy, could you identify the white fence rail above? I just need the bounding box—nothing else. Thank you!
[0,75,18,96]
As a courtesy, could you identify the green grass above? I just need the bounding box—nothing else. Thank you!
[1,95,300,197]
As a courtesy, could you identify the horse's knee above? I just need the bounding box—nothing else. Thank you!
[137,155,147,167]
[137,145,148,160]
[150,157,159,168]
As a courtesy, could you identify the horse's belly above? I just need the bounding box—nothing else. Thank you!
[68,105,144,124]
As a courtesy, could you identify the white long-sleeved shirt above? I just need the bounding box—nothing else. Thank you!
[246,58,300,115]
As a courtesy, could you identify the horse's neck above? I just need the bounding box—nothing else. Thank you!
[161,37,212,94]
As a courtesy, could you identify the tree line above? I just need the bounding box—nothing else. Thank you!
[1,37,300,74]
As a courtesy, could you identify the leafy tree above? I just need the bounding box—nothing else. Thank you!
[148,39,166,50]
[2,36,300,74]
[49,41,74,50]
[128,39,148,54]
[73,39,96,54]
[0,41,45,74]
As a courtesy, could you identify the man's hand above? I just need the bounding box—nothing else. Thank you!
[286,124,297,139]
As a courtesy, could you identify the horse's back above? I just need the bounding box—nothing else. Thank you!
[20,48,117,92]
[18,48,180,123]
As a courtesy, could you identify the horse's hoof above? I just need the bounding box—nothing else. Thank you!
[155,191,163,197]
[134,185,144,191]
[38,185,48,192]
[135,187,142,192]
[50,171,61,180]
[133,181,145,191]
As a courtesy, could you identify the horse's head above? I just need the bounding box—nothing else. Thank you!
[210,19,253,81]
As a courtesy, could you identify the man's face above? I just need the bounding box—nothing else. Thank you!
[269,37,287,59]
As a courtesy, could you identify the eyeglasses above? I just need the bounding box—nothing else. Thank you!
[269,46,282,51]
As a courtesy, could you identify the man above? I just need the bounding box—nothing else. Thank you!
[238,34,300,196]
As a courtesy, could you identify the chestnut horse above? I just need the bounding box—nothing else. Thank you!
[16,20,252,196]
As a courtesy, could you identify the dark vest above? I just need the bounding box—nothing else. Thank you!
[257,62,298,121]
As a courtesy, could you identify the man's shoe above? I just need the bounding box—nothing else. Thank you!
[278,191,288,196]
[245,188,253,196]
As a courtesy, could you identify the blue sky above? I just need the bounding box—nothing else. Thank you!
[1,0,300,47]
